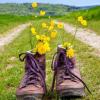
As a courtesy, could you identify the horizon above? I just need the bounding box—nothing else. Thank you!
[0,2,100,7]
[0,0,100,7]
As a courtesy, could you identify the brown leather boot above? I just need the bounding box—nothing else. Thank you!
[51,45,91,98]
[16,51,47,100]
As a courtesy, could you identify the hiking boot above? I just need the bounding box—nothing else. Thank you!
[51,45,91,98]
[16,51,47,100]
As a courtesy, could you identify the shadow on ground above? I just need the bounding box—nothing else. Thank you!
[43,90,83,100]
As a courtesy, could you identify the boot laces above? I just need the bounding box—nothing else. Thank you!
[19,52,47,92]
[51,51,91,94]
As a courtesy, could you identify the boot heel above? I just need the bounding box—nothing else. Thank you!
[17,94,43,100]
[57,94,60,100]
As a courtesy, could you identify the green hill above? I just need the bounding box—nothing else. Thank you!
[0,14,31,35]
[60,6,100,34]
[82,6,100,20]
[68,6,100,20]
[0,3,80,16]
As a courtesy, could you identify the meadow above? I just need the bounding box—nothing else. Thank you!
[0,3,100,100]
[59,6,100,35]
[0,18,100,100]
[0,14,31,36]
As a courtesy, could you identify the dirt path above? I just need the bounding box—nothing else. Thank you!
[0,23,30,49]
[62,22,100,50]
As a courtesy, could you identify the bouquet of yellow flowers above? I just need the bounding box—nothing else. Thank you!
[30,2,64,55]
[31,2,87,57]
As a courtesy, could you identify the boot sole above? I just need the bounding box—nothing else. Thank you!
[16,94,44,100]
[58,88,85,98]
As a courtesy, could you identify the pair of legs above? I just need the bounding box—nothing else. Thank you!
[16,45,90,100]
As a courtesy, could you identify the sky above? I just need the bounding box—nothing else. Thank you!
[0,0,100,6]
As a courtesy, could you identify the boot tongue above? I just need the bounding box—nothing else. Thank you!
[56,45,66,68]
[57,45,75,69]
[57,45,66,53]
[34,53,46,71]
[24,52,46,88]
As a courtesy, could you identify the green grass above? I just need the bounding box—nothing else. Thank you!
[88,20,100,35]
[0,3,79,16]
[59,6,100,35]
[0,14,31,36]
[0,19,100,100]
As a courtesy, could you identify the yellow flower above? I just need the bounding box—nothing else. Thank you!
[40,10,46,16]
[44,42,51,52]
[81,20,87,26]
[36,35,40,40]
[78,16,83,22]
[57,22,63,29]
[40,35,50,42]
[50,30,57,39]
[31,27,37,35]
[36,35,50,42]
[42,22,48,28]
[63,42,72,49]
[66,48,74,58]
[35,42,50,55]
[78,16,88,26]
[46,37,50,42]
[32,2,38,8]
[50,20,55,26]
[36,42,46,54]
[48,26,54,31]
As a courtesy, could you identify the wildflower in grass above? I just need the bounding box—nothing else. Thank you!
[50,20,55,26]
[48,26,54,31]
[36,35,50,42]
[72,16,88,44]
[57,22,63,29]
[36,42,46,54]
[50,30,57,39]
[62,42,74,58]
[31,27,37,35]
[63,42,72,49]
[36,35,40,40]
[78,16,87,26]
[40,10,46,16]
[81,20,87,26]
[32,2,38,8]
[35,42,50,55]
[41,35,50,42]
[78,16,83,22]
[66,48,74,58]
[42,22,48,28]
[44,42,51,51]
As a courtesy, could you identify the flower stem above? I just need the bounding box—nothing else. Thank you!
[71,24,78,45]
[29,28,33,49]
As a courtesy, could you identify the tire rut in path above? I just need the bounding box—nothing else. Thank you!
[0,23,30,49]
[63,23,100,50]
